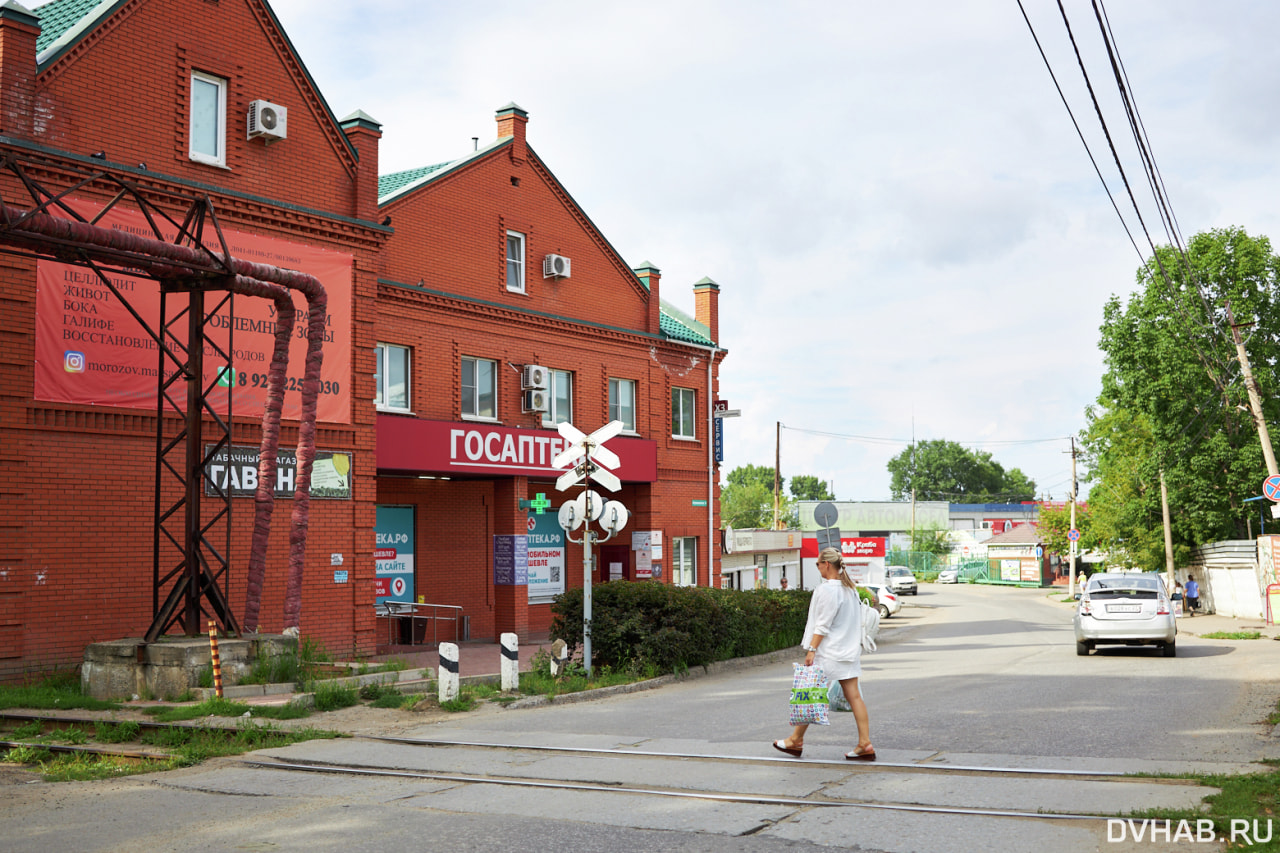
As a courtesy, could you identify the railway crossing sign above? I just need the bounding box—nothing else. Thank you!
[1264,475,1280,502]
[553,420,623,492]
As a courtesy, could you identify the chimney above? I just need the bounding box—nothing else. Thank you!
[0,1,41,140]
[340,110,382,224]
[495,102,527,165]
[694,276,719,344]
[634,261,661,336]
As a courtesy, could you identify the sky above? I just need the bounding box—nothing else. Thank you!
[92,0,1280,501]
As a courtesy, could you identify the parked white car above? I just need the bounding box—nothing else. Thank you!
[937,568,959,584]
[865,584,901,618]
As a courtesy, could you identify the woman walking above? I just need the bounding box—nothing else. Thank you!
[773,546,874,760]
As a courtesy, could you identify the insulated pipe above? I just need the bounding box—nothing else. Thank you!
[0,202,327,633]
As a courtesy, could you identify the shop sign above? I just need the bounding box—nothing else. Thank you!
[800,536,886,558]
[493,535,529,586]
[526,512,565,598]
[204,444,352,499]
[375,506,415,605]
[377,416,657,481]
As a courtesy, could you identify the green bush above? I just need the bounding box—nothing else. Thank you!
[550,584,810,673]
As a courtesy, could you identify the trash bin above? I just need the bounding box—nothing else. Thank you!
[398,615,414,645]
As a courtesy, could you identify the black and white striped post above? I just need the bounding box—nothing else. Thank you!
[500,632,519,691]
[438,642,459,702]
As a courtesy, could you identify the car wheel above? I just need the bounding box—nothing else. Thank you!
[1076,640,1091,656]
[1162,641,1176,658]
[878,604,890,619]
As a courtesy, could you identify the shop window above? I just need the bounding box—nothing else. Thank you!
[375,343,410,411]
[542,369,573,427]
[506,231,525,293]
[673,536,697,587]
[609,378,636,432]
[462,356,497,419]
[671,386,696,439]
[189,71,227,167]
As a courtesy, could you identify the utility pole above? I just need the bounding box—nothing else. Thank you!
[773,421,781,530]
[1160,469,1175,591]
[1226,301,1279,478]
[1069,437,1078,597]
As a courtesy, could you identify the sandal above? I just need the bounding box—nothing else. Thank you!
[845,745,876,761]
[772,739,803,757]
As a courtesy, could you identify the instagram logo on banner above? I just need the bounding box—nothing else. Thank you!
[64,351,86,373]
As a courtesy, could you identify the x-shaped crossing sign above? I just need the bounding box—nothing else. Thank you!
[553,420,623,492]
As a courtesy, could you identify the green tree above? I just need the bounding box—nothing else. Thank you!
[910,523,953,557]
[789,475,833,501]
[1083,227,1280,567]
[720,480,775,529]
[886,439,1036,503]
[727,464,783,495]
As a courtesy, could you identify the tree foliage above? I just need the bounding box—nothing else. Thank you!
[790,475,833,501]
[1082,226,1280,569]
[886,439,1036,503]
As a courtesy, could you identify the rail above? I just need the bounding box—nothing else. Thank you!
[373,601,463,646]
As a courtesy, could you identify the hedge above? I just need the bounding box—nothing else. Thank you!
[549,584,812,673]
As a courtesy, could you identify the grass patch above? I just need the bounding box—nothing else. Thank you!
[143,696,250,722]
[94,720,141,743]
[518,653,658,699]
[2,744,52,764]
[0,675,120,712]
[1200,631,1263,640]
[311,681,359,712]
[38,753,171,783]
[11,719,43,739]
[1123,768,1280,851]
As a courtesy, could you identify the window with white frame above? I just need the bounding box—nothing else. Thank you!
[461,356,497,419]
[189,71,227,167]
[506,231,525,293]
[608,378,636,432]
[542,369,573,427]
[673,537,697,587]
[671,386,696,439]
[375,343,410,411]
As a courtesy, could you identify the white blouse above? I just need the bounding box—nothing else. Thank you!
[803,578,863,664]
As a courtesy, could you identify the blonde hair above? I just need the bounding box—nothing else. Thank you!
[818,547,857,591]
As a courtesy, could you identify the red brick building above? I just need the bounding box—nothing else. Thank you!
[0,0,724,678]
[373,102,725,642]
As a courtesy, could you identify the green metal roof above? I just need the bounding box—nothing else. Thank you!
[34,0,107,54]
[378,162,453,199]
[659,300,714,346]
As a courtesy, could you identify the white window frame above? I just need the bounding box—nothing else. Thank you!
[674,536,697,587]
[461,356,498,420]
[609,378,636,433]
[375,343,411,412]
[672,386,696,440]
[189,70,227,167]
[542,369,573,427]
[506,230,525,293]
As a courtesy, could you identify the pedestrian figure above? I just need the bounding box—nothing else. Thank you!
[1185,575,1200,616]
[780,576,789,590]
[773,546,874,761]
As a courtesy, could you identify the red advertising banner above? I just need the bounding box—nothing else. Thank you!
[377,415,658,481]
[34,201,352,423]
[800,536,886,559]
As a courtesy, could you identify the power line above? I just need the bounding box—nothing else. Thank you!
[781,425,1071,447]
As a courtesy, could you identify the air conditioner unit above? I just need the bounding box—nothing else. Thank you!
[247,100,288,141]
[521,364,548,390]
[542,254,571,279]
[522,389,549,413]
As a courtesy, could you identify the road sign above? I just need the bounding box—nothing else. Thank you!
[1035,545,1044,557]
[553,420,623,482]
[712,409,740,419]
[713,400,730,413]
[1264,475,1280,502]
[813,501,839,529]
[1067,528,1080,542]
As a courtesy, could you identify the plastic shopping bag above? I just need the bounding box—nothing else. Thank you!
[828,680,851,712]
[789,663,830,726]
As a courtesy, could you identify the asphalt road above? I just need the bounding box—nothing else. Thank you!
[4,584,1278,853]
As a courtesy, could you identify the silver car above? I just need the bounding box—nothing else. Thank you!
[1073,572,1177,657]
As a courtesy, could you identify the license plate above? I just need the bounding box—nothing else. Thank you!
[1106,604,1141,613]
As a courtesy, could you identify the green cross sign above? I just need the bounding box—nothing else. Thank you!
[528,493,551,514]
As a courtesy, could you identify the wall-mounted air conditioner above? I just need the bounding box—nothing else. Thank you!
[522,389,549,413]
[542,254,571,279]
[521,364,548,390]
[247,100,288,141]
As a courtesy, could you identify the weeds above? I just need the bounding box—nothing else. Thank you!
[0,676,120,712]
[1199,631,1263,640]
[1124,768,1280,852]
[3,744,52,764]
[311,681,359,712]
[94,721,141,743]
[12,719,43,739]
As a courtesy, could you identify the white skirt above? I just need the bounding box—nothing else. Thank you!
[816,652,860,682]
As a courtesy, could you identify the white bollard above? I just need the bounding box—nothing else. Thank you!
[438,642,459,702]
[500,633,519,691]
[549,638,568,677]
